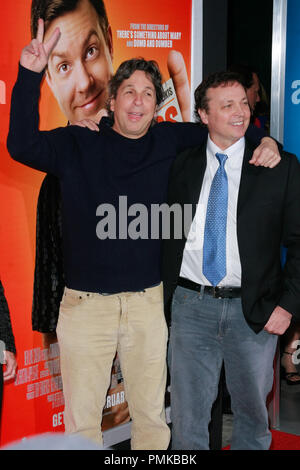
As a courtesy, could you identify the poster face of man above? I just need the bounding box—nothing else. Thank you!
[44,0,113,124]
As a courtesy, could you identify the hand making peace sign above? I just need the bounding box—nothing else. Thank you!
[20,18,61,73]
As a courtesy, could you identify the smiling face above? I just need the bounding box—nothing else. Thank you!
[44,0,113,124]
[110,70,158,139]
[198,81,251,150]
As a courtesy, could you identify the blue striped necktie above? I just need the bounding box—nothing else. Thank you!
[202,152,228,286]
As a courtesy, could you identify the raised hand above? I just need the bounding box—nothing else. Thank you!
[20,18,60,73]
[167,50,191,122]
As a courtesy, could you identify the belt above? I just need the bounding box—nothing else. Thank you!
[178,277,241,299]
[99,282,161,296]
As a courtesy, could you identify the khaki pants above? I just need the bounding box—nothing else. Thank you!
[56,282,170,450]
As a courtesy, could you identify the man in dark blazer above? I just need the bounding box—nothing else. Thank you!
[163,71,300,450]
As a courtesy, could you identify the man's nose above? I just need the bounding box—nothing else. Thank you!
[75,63,93,92]
[133,93,143,105]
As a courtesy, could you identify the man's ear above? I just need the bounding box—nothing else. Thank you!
[107,25,113,60]
[110,97,115,113]
[198,108,208,125]
[45,69,53,91]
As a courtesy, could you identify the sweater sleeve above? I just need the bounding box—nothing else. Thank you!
[7,64,72,176]
[159,121,208,152]
[245,123,266,144]
[160,121,273,155]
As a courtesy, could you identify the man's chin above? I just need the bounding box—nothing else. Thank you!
[71,98,107,123]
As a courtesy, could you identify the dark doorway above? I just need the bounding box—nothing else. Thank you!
[227,0,273,98]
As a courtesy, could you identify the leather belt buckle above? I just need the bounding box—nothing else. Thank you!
[211,287,217,298]
[207,285,241,299]
[212,286,222,299]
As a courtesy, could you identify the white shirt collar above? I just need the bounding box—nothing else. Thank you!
[207,135,245,164]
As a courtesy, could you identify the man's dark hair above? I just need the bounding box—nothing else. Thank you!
[31,0,110,42]
[194,70,246,124]
[107,58,164,118]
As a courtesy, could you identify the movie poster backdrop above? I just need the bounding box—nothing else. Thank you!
[0,0,193,446]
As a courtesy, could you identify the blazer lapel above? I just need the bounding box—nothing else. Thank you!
[237,140,261,218]
[174,143,207,245]
[186,143,207,215]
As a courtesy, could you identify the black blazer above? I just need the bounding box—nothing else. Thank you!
[162,138,300,333]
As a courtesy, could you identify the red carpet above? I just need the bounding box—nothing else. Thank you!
[223,430,300,450]
[269,430,300,450]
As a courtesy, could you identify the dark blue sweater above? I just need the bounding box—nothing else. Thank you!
[7,65,265,293]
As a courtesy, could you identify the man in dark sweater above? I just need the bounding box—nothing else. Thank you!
[29,0,191,335]
[7,20,280,449]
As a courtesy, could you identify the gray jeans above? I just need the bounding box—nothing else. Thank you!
[169,285,278,450]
